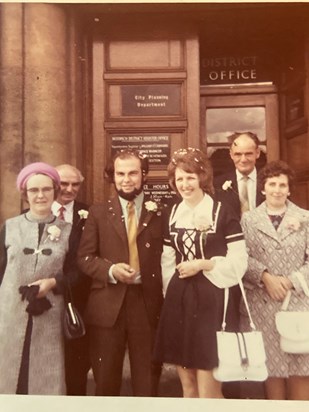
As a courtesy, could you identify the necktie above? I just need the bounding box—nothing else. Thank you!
[58,206,66,221]
[239,176,249,214]
[126,201,140,271]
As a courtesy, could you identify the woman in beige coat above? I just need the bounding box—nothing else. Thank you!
[240,160,309,400]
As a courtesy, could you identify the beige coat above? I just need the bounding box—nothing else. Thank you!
[240,200,309,377]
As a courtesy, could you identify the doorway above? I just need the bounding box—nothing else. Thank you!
[200,85,280,178]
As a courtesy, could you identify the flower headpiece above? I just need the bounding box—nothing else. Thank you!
[171,147,207,171]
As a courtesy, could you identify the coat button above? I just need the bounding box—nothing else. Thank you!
[145,242,150,248]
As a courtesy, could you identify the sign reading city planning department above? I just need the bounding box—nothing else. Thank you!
[111,135,170,167]
[121,84,182,116]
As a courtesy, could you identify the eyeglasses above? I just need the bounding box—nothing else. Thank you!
[26,187,54,194]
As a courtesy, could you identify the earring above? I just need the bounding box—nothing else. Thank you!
[261,191,265,195]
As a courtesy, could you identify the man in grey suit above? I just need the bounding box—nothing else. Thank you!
[77,150,164,396]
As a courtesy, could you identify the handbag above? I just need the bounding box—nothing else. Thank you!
[63,282,86,340]
[275,289,309,354]
[213,279,268,382]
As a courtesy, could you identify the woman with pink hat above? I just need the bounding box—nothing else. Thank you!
[0,162,76,394]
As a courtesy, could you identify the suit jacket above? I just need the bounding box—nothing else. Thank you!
[66,200,91,314]
[214,169,264,219]
[77,195,164,329]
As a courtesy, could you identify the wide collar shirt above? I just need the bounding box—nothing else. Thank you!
[52,200,74,224]
[236,168,257,211]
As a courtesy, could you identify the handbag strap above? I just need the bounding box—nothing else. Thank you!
[221,277,256,331]
[280,290,291,311]
[65,280,74,305]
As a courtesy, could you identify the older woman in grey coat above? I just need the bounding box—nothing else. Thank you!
[240,160,309,401]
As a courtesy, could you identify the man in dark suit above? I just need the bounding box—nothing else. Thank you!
[214,131,264,217]
[214,132,264,399]
[52,164,91,396]
[77,150,164,397]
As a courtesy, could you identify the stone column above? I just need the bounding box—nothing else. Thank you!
[0,3,24,220]
[0,3,77,222]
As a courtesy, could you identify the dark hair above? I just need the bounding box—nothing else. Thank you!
[258,160,295,192]
[22,178,60,202]
[104,149,149,183]
[168,148,214,195]
[228,131,260,148]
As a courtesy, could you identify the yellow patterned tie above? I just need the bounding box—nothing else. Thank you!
[239,175,250,214]
[126,201,140,271]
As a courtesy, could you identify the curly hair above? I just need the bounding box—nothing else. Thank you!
[168,148,214,195]
[104,149,149,183]
[258,160,295,192]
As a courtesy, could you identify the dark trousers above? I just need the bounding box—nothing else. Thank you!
[89,285,160,396]
[64,333,91,395]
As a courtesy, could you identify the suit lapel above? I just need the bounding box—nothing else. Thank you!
[107,197,128,243]
[137,201,155,236]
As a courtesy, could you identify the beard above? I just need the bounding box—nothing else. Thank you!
[116,185,143,201]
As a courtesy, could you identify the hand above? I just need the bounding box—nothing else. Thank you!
[262,271,292,301]
[177,259,207,279]
[112,263,138,284]
[28,278,56,298]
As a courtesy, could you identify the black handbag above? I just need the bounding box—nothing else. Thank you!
[63,283,86,340]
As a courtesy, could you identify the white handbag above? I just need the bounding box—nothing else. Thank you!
[275,289,309,354]
[213,280,268,382]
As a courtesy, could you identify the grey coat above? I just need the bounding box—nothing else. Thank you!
[0,214,71,394]
[240,200,309,377]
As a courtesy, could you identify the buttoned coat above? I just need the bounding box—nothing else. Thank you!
[77,196,164,329]
[214,169,264,219]
[240,200,309,377]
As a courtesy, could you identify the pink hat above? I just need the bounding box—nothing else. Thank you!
[16,162,61,191]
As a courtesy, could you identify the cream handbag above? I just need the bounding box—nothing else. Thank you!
[213,280,268,382]
[275,289,309,354]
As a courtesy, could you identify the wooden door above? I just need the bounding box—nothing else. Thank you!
[200,85,279,178]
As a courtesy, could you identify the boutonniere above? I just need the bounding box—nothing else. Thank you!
[286,216,304,232]
[145,200,159,213]
[222,180,233,191]
[47,225,61,241]
[193,212,213,244]
[78,209,89,220]
[193,213,213,233]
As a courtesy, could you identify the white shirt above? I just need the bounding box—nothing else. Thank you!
[236,168,257,211]
[52,200,74,224]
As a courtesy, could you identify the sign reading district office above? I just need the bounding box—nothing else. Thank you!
[111,135,170,166]
[121,84,181,116]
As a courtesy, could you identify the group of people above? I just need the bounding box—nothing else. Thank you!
[1,131,309,401]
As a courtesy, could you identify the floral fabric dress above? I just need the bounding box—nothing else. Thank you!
[153,194,247,370]
[240,200,309,377]
[0,212,72,394]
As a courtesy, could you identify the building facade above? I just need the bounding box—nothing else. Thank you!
[1,2,309,222]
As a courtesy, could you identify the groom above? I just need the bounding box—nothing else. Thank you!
[77,149,164,396]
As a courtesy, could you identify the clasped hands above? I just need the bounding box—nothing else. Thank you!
[262,271,293,301]
[177,259,214,279]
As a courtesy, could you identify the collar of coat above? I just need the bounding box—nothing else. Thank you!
[244,200,309,241]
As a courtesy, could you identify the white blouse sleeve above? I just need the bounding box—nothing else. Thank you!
[203,238,248,288]
[161,244,176,296]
